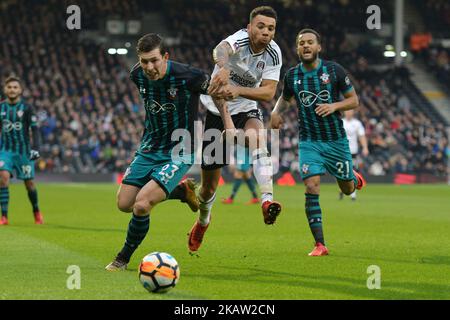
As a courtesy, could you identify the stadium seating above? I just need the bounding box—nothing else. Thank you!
[0,0,447,177]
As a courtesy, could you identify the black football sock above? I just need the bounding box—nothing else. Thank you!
[305,193,325,245]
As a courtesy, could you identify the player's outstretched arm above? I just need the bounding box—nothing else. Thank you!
[359,133,369,157]
[271,96,293,129]
[222,79,278,102]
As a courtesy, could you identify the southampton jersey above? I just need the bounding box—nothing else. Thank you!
[201,29,282,116]
[282,59,354,142]
[343,118,365,154]
[0,101,37,156]
[130,60,209,153]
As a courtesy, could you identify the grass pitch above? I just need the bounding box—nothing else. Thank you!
[0,182,449,300]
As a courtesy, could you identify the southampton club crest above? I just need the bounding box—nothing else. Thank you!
[302,164,310,175]
[320,72,330,84]
[167,87,178,100]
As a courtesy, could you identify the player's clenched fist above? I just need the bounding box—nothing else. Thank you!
[208,67,230,96]
[270,112,284,129]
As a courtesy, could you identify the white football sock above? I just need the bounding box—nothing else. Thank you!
[351,191,357,199]
[261,192,273,203]
[252,148,274,195]
[198,192,216,226]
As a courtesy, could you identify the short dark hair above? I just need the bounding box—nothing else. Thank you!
[296,28,322,44]
[249,6,277,22]
[136,33,168,55]
[4,76,21,86]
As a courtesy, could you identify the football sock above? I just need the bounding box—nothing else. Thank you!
[198,192,215,226]
[261,192,273,203]
[230,179,243,200]
[167,184,186,202]
[0,187,8,217]
[351,190,357,199]
[119,213,150,263]
[252,148,273,195]
[305,193,325,245]
[27,189,39,213]
[245,178,258,198]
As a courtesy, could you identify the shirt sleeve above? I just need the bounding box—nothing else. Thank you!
[27,107,40,149]
[187,68,211,94]
[27,107,38,128]
[262,44,282,81]
[281,71,294,100]
[129,64,140,87]
[223,29,249,54]
[334,63,354,95]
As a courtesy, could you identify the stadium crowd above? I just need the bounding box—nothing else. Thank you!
[0,0,448,177]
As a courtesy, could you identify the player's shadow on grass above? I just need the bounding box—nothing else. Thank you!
[44,224,124,233]
[187,265,450,299]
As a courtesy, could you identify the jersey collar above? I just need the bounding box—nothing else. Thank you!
[6,99,23,107]
[300,58,322,74]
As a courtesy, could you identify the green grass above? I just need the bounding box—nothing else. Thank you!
[1,183,449,300]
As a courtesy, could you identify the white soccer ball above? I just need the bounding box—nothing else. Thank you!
[138,252,180,293]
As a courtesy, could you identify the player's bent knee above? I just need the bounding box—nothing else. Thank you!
[117,201,133,213]
[133,195,162,215]
[341,186,354,195]
[133,201,151,216]
[0,173,9,187]
[305,182,320,195]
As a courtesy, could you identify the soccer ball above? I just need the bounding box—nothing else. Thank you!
[138,252,180,293]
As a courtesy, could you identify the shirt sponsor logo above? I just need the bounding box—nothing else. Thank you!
[2,120,23,132]
[230,70,256,87]
[299,90,330,107]
[145,100,176,114]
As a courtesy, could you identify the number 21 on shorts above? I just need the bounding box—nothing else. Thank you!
[158,164,179,185]
[336,161,350,179]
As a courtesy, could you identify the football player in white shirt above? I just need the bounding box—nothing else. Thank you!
[188,6,283,252]
[341,109,369,201]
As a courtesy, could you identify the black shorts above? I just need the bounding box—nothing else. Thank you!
[201,109,264,170]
